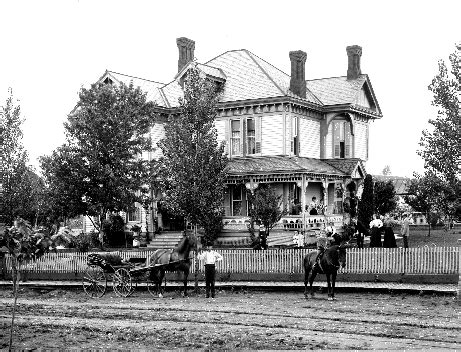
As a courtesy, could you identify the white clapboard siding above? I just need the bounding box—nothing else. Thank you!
[150,123,165,160]
[299,117,320,158]
[214,119,226,146]
[354,121,368,161]
[261,114,283,155]
[325,123,333,159]
[7,247,459,276]
[285,115,291,154]
[355,87,372,108]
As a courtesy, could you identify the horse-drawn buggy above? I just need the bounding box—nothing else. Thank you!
[82,232,196,298]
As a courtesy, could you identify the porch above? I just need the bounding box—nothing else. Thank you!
[221,214,344,233]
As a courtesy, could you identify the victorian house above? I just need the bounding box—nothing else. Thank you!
[93,37,382,238]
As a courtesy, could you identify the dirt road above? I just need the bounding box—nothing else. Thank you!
[1,287,459,350]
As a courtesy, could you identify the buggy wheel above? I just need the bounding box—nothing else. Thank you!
[82,265,107,298]
[113,268,133,297]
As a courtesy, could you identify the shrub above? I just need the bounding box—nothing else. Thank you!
[70,233,92,252]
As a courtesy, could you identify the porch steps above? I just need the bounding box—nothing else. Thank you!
[267,232,295,247]
[145,231,184,249]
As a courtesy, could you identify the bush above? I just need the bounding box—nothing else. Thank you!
[102,214,126,247]
[69,233,92,252]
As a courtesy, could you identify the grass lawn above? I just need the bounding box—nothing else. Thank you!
[398,227,461,248]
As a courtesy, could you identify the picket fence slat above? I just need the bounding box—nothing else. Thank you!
[2,247,459,277]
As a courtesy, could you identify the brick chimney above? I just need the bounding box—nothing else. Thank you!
[346,45,362,80]
[289,50,307,98]
[177,37,195,73]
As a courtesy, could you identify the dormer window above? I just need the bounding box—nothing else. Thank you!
[333,120,352,158]
[103,77,113,85]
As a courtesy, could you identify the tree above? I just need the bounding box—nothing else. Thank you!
[0,89,43,226]
[374,180,397,216]
[0,218,67,350]
[247,184,284,249]
[358,174,374,229]
[157,66,228,286]
[40,82,157,240]
[418,44,460,226]
[404,171,446,236]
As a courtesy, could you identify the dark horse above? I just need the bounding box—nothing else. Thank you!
[147,231,196,297]
[303,243,347,300]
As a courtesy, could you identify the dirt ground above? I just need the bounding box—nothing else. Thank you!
[0,286,460,350]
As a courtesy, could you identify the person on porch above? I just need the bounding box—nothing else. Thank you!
[309,196,319,215]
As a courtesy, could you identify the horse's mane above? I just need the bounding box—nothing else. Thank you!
[174,234,192,255]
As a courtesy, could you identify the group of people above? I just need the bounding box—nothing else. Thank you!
[290,196,323,216]
[355,213,412,249]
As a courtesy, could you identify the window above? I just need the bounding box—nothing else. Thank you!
[333,121,352,158]
[231,120,241,156]
[232,186,242,216]
[291,117,298,155]
[247,118,256,155]
[128,206,141,222]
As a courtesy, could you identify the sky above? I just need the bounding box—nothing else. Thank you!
[0,0,459,178]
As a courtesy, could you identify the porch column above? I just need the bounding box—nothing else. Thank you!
[322,179,328,213]
[300,175,308,233]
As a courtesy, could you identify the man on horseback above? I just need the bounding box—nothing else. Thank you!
[312,222,337,272]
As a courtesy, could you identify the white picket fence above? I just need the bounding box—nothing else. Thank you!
[3,246,459,276]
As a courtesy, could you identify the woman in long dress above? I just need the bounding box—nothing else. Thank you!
[369,215,383,248]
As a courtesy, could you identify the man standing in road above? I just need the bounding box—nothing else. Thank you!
[197,245,223,298]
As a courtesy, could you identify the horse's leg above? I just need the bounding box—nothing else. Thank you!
[304,266,310,298]
[308,269,317,298]
[183,267,189,297]
[331,271,337,300]
[158,270,165,298]
[326,273,332,301]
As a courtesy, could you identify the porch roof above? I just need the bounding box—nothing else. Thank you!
[322,158,366,177]
[225,156,346,178]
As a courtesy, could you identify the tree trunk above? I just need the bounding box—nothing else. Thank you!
[194,224,199,292]
[9,256,18,350]
[427,212,431,237]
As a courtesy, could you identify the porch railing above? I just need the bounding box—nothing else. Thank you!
[222,214,344,232]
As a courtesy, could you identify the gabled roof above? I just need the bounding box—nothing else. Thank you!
[93,49,380,116]
[306,74,382,117]
[99,70,168,107]
[322,158,367,178]
[372,175,411,195]
[175,62,227,82]
[226,156,346,177]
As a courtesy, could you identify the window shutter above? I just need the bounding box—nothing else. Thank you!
[345,122,352,158]
[297,136,301,156]
[242,118,246,156]
[334,144,340,158]
[255,116,261,154]
[333,121,340,158]
[224,120,229,155]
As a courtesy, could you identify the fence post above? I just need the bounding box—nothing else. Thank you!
[457,239,461,302]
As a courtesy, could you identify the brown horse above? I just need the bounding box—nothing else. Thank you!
[303,243,347,300]
[147,231,196,297]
